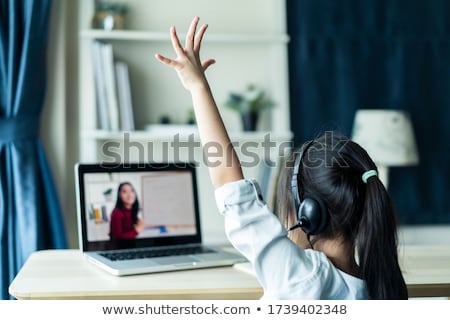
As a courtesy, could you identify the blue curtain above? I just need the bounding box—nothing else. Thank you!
[0,0,67,299]
[286,0,450,224]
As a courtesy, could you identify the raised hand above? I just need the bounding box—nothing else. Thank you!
[155,17,243,188]
[155,16,215,91]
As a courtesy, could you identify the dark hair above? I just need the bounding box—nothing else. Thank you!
[115,182,140,225]
[276,131,408,299]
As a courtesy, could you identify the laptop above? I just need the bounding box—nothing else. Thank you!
[75,162,246,276]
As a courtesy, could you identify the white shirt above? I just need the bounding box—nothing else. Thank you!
[215,179,369,300]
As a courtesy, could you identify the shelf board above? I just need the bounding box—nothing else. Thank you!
[81,129,293,142]
[80,29,290,44]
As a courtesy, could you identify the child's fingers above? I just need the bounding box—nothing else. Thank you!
[194,24,208,52]
[185,16,199,50]
[170,26,185,56]
[202,59,216,71]
[154,53,175,66]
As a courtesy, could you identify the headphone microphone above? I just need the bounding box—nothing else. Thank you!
[287,222,304,232]
[289,140,329,236]
[286,209,311,232]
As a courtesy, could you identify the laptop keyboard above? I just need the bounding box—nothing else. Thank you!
[100,246,215,261]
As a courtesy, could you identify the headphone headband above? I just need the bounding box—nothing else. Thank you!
[291,140,315,211]
[290,139,329,237]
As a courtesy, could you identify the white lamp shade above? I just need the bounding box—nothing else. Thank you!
[351,109,419,166]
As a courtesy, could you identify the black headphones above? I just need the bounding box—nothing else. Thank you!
[289,140,329,236]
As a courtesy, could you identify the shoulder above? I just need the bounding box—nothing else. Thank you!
[311,251,369,299]
[265,250,368,299]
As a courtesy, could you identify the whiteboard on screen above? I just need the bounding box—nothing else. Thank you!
[141,172,196,226]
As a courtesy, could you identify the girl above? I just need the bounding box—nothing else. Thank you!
[155,17,408,299]
[109,182,145,240]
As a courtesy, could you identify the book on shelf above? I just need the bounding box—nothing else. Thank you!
[91,41,110,130]
[91,41,120,131]
[101,42,120,131]
[115,61,135,131]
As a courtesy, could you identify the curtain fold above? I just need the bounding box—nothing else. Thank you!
[0,0,67,299]
[286,0,450,224]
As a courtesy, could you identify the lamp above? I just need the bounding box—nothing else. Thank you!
[351,109,419,188]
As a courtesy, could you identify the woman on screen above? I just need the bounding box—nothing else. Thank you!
[109,182,145,240]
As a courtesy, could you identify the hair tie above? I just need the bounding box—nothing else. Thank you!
[362,170,378,184]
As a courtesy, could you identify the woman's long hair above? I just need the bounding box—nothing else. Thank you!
[115,182,140,225]
[276,131,408,299]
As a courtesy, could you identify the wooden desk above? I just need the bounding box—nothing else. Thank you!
[9,245,450,299]
[8,249,263,300]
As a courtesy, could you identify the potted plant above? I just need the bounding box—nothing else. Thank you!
[92,2,129,30]
[224,84,275,131]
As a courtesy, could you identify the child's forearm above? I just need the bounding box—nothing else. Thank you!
[155,17,243,187]
[190,81,244,188]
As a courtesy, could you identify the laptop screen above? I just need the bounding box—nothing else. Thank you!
[75,163,202,252]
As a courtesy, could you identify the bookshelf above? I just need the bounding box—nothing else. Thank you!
[78,0,292,244]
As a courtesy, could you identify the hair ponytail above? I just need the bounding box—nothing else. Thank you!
[357,175,408,299]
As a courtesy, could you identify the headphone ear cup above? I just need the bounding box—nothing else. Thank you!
[298,194,328,235]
